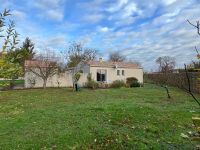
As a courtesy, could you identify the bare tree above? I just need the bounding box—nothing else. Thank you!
[156,56,176,73]
[184,64,200,106]
[109,52,126,62]
[187,20,200,35]
[154,56,176,99]
[83,48,98,61]
[25,53,58,89]
[185,19,200,107]
[66,41,98,68]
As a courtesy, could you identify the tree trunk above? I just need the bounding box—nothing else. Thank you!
[161,85,171,99]
[165,86,171,99]
[43,78,47,89]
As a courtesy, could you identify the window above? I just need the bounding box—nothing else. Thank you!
[117,70,120,76]
[97,69,107,82]
[122,70,125,76]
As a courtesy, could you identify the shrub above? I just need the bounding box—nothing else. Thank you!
[126,77,138,85]
[87,73,92,82]
[85,73,99,89]
[73,72,81,82]
[126,77,141,88]
[0,81,10,90]
[111,80,126,88]
[85,80,99,89]
[130,81,140,87]
[98,82,110,89]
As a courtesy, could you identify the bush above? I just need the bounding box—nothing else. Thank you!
[126,77,138,85]
[85,80,99,89]
[73,72,81,82]
[126,77,141,87]
[110,80,126,88]
[87,73,92,82]
[130,81,140,87]
[0,80,17,90]
[85,73,99,89]
[0,81,10,90]
[98,82,110,89]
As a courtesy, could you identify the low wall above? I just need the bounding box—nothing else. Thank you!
[147,72,200,93]
[24,71,89,88]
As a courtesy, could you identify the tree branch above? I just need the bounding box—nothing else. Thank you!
[27,67,43,79]
[184,64,200,107]
[187,20,200,35]
[195,46,199,54]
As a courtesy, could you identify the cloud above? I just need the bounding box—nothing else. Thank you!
[77,32,97,46]
[12,10,26,20]
[31,0,65,21]
[122,2,141,18]
[76,0,107,24]
[43,9,64,21]
[106,0,128,12]
[81,14,104,24]
[162,0,177,5]
[97,26,112,32]
[90,0,200,71]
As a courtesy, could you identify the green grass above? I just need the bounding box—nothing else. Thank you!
[0,84,199,149]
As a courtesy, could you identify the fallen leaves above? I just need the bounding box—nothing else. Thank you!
[180,133,189,139]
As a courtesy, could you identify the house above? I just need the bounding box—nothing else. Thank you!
[74,58,143,85]
[24,59,143,88]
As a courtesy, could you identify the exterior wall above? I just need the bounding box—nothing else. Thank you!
[24,65,143,88]
[24,65,90,88]
[89,67,143,83]
[24,69,73,88]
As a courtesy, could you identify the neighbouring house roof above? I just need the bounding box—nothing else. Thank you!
[81,60,142,69]
[24,60,57,68]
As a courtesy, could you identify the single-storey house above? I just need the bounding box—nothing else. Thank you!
[74,58,143,85]
[24,59,143,88]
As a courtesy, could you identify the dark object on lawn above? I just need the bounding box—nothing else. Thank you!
[75,83,80,91]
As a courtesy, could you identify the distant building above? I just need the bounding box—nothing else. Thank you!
[24,59,143,88]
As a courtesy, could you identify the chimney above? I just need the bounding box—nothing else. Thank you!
[99,58,103,62]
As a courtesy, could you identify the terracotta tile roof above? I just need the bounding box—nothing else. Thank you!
[24,60,56,68]
[82,60,141,69]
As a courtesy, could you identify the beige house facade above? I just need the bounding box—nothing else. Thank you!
[75,60,143,86]
[24,60,143,88]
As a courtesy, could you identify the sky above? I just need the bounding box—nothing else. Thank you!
[0,0,200,71]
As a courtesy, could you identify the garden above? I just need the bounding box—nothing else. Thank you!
[0,84,199,149]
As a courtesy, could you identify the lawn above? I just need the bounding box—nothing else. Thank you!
[0,84,199,149]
